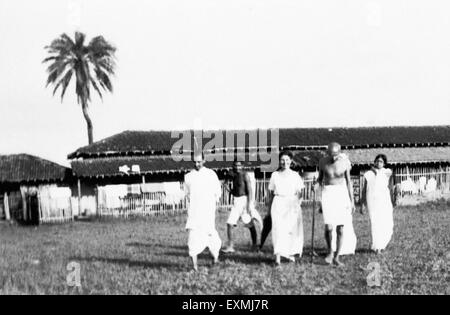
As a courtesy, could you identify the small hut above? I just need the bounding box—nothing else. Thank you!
[0,154,73,224]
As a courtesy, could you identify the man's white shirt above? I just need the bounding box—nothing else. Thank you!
[184,167,221,232]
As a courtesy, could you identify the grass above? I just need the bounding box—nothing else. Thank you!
[0,200,449,295]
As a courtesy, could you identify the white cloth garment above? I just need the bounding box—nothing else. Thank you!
[331,213,357,255]
[426,178,437,193]
[98,185,128,209]
[128,184,141,195]
[188,229,222,258]
[321,183,357,255]
[418,176,427,193]
[184,167,222,257]
[321,184,352,226]
[268,169,304,258]
[38,186,72,217]
[364,169,394,251]
[400,178,417,194]
[163,182,184,204]
[141,183,165,193]
[227,195,263,229]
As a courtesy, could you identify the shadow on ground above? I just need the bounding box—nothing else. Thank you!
[70,256,186,271]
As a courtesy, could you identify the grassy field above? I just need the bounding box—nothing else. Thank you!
[0,200,449,295]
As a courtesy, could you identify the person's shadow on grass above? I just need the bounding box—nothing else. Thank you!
[70,256,186,271]
[126,242,187,251]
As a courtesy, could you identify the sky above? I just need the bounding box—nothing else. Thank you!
[0,0,449,166]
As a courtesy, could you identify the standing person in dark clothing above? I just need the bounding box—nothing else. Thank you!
[259,213,272,250]
[222,161,262,253]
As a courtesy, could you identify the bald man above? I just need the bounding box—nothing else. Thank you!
[315,143,356,267]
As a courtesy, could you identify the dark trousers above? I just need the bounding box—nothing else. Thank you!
[260,214,272,247]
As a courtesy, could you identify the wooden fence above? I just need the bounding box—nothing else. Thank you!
[392,166,450,199]
[38,195,76,224]
[94,170,450,218]
[98,191,187,217]
[96,179,319,218]
[1,191,77,224]
[3,167,448,223]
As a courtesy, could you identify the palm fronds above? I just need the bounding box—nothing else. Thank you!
[43,31,116,105]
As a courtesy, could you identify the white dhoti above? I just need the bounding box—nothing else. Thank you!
[227,196,263,230]
[184,167,223,258]
[321,184,356,255]
[187,228,222,258]
[185,206,222,258]
[271,195,304,258]
[366,172,394,251]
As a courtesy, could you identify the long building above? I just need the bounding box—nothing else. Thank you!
[67,126,450,209]
[69,125,450,180]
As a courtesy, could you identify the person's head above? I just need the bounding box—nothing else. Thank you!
[192,152,205,171]
[374,154,387,169]
[233,160,243,172]
[279,150,293,170]
[327,142,341,162]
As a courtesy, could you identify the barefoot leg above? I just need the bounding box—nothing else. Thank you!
[324,225,334,264]
[333,225,345,267]
[191,255,198,271]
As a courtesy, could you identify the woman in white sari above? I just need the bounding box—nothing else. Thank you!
[362,154,394,254]
[267,151,304,265]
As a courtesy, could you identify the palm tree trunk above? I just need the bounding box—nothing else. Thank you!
[82,103,94,145]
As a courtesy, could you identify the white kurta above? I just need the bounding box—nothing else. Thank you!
[364,168,394,251]
[268,169,304,258]
[184,167,222,257]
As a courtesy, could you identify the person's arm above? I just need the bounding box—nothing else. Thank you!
[360,176,367,214]
[224,182,232,194]
[297,175,305,201]
[314,160,324,191]
[266,173,276,215]
[183,174,190,203]
[223,171,232,193]
[266,190,274,216]
[244,172,254,209]
[345,167,356,213]
[386,169,395,206]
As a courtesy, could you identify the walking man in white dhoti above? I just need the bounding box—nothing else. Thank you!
[315,143,357,267]
[184,152,222,271]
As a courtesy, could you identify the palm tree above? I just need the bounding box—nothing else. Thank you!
[43,31,116,145]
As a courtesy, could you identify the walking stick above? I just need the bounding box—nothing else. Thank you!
[311,179,316,264]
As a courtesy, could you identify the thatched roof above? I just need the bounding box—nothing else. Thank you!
[68,126,450,159]
[0,154,71,184]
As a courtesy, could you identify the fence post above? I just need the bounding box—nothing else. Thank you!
[69,197,73,221]
[77,179,82,217]
[37,192,42,224]
[4,192,10,221]
[95,187,100,217]
[310,176,319,262]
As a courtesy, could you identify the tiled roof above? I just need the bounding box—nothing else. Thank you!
[342,147,450,165]
[68,126,450,159]
[0,154,71,184]
[71,147,450,178]
[71,153,267,178]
